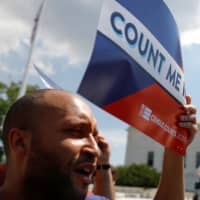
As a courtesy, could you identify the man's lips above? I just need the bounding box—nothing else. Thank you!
[75,162,96,185]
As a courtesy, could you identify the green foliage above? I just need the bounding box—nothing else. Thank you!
[116,163,160,188]
[0,81,39,162]
[0,81,39,124]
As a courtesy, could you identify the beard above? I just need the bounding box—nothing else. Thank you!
[23,143,86,200]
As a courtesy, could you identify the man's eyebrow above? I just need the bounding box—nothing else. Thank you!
[62,119,94,130]
[61,117,98,132]
[63,121,88,128]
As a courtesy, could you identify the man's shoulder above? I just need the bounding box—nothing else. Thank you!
[85,194,109,200]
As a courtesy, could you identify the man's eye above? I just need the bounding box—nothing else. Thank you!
[63,127,80,132]
[63,128,84,138]
[68,129,81,133]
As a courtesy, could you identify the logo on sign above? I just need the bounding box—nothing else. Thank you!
[139,104,176,137]
[139,104,152,121]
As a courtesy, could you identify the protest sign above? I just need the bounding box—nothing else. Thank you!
[78,0,189,154]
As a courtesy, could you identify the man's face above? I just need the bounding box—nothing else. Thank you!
[24,91,100,199]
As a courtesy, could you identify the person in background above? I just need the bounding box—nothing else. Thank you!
[0,89,197,200]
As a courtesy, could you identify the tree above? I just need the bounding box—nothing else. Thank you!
[0,81,39,162]
[116,163,160,188]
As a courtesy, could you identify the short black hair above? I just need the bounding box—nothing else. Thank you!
[2,89,51,157]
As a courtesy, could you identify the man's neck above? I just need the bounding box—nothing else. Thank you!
[0,186,24,200]
[23,184,86,200]
[0,188,86,200]
[1,179,86,200]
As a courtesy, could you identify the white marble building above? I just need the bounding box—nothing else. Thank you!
[125,124,200,192]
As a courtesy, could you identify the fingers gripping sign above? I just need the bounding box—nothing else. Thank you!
[179,95,198,145]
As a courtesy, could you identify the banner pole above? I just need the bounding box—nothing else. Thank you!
[17,0,46,99]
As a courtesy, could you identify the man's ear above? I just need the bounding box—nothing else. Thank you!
[8,128,32,156]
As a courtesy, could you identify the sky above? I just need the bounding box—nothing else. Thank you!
[0,0,200,166]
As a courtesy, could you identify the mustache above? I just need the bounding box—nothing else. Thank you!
[76,152,97,164]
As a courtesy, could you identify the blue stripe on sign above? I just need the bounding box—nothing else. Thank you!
[116,0,183,67]
[78,32,155,107]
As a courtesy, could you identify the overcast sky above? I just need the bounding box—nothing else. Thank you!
[0,0,200,165]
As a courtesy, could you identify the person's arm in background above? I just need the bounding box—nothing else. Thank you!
[154,96,198,200]
[93,135,115,200]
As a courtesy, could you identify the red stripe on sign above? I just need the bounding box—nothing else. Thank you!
[103,83,189,155]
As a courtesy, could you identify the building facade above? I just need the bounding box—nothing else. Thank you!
[125,125,200,191]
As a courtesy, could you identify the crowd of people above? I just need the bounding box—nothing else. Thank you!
[0,89,198,200]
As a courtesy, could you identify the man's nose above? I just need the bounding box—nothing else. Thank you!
[82,134,101,158]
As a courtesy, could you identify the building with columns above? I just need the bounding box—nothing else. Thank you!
[125,123,200,191]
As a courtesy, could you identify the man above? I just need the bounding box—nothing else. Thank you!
[0,89,197,200]
[0,89,113,200]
